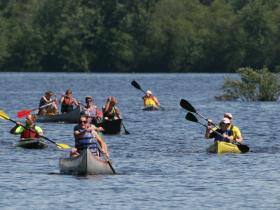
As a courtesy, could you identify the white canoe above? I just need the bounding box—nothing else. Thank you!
[59,149,115,175]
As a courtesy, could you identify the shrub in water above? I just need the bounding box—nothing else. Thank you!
[216,67,280,101]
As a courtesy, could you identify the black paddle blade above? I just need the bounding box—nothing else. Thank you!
[180,99,196,113]
[131,80,142,90]
[185,112,198,123]
[237,144,250,153]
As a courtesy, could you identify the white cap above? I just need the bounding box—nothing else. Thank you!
[224,112,233,120]
[146,90,152,95]
[221,117,231,124]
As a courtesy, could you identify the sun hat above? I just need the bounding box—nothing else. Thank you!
[146,90,152,95]
[221,117,231,124]
[224,112,233,120]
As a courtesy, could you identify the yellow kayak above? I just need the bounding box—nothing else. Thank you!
[207,141,242,154]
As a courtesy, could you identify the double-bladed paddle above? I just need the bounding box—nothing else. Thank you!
[17,101,54,118]
[185,112,250,153]
[122,122,130,135]
[0,110,71,149]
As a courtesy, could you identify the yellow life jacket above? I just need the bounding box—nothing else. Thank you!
[144,96,156,106]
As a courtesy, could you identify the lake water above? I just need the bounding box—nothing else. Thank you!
[0,73,279,210]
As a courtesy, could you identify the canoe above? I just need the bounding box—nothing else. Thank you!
[35,107,81,123]
[15,138,48,149]
[206,141,249,154]
[59,149,114,175]
[142,105,159,111]
[96,119,122,135]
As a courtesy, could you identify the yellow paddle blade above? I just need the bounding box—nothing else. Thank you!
[56,143,71,149]
[0,110,10,120]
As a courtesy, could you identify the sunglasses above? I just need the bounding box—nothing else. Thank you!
[79,120,87,124]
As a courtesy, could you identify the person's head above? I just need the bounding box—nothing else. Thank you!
[220,117,231,131]
[146,90,152,96]
[79,116,88,128]
[107,96,117,106]
[45,91,53,99]
[65,89,72,97]
[26,114,36,126]
[224,113,233,122]
[85,96,93,104]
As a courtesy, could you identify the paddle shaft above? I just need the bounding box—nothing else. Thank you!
[122,122,130,135]
[95,138,116,174]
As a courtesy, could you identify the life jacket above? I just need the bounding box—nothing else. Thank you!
[103,106,117,119]
[143,95,156,106]
[61,97,74,113]
[20,126,41,139]
[213,129,233,142]
[75,129,98,154]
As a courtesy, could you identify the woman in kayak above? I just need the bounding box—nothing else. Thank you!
[205,118,235,143]
[71,115,108,157]
[103,96,121,120]
[10,114,43,140]
[223,112,243,144]
[60,89,79,113]
[143,90,160,109]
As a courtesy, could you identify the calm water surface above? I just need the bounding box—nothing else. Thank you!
[0,73,279,210]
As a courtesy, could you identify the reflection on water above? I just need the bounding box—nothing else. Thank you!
[0,73,279,210]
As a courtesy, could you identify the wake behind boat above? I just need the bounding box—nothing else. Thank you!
[15,138,48,149]
[35,107,81,123]
[59,149,115,175]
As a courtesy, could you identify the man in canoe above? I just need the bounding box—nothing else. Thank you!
[71,115,108,158]
[223,112,243,144]
[205,118,235,143]
[103,96,121,120]
[10,114,43,140]
[143,90,160,109]
[38,91,58,116]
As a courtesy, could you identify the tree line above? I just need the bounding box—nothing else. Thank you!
[1,0,280,72]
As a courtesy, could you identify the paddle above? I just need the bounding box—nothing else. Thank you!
[0,110,71,149]
[122,122,130,135]
[17,102,54,118]
[95,137,116,174]
[180,99,213,124]
[185,112,250,153]
[131,80,146,94]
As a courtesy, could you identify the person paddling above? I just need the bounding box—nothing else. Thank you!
[205,118,235,143]
[60,89,79,113]
[103,96,121,120]
[10,114,43,140]
[223,112,243,144]
[143,90,160,109]
[71,116,108,157]
[38,91,58,116]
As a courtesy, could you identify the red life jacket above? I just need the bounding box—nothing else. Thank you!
[62,97,74,105]
[20,128,40,139]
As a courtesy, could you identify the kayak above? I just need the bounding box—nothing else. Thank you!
[96,119,122,135]
[142,105,159,111]
[59,149,114,175]
[206,141,248,154]
[15,138,48,149]
[35,107,81,123]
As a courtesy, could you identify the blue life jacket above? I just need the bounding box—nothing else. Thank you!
[76,129,98,154]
